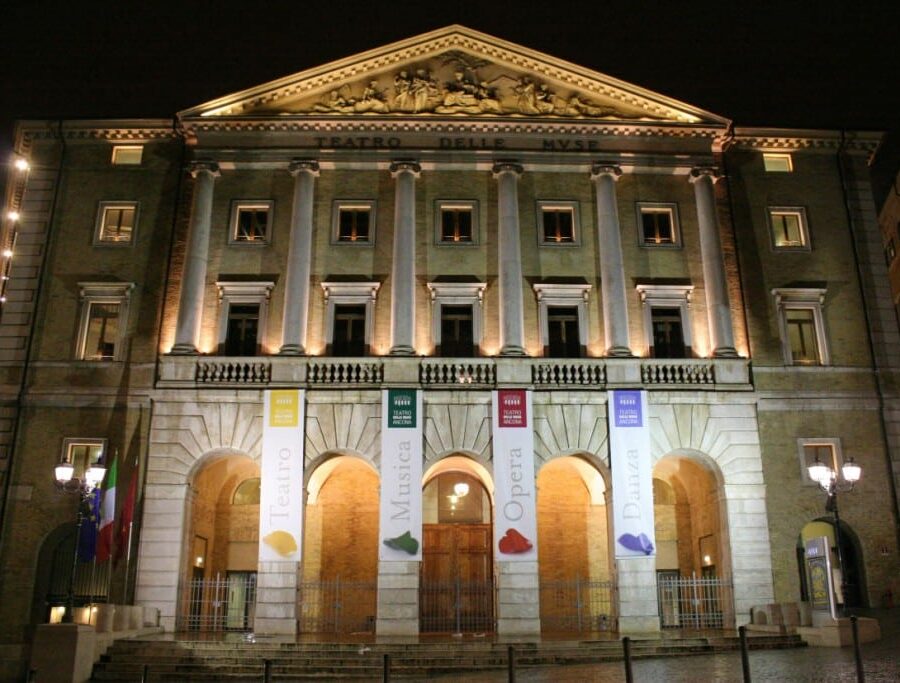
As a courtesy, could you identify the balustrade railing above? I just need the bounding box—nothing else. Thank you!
[307,359,383,385]
[196,360,271,384]
[420,359,496,386]
[642,360,715,385]
[532,360,606,386]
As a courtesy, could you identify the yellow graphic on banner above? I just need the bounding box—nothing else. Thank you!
[269,390,299,427]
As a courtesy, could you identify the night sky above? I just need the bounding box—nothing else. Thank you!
[2,2,898,162]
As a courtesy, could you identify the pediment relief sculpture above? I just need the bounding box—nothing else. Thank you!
[272,52,668,121]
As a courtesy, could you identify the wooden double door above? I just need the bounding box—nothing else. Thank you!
[420,523,494,632]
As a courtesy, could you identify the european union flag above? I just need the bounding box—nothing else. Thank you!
[77,489,100,563]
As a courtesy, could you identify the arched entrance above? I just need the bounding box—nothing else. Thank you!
[301,454,379,633]
[420,456,494,633]
[179,453,260,631]
[536,455,613,634]
[653,454,733,628]
[797,519,867,608]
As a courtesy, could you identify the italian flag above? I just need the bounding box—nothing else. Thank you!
[96,458,117,562]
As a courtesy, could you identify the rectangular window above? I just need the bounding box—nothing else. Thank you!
[230,202,272,244]
[60,438,107,478]
[82,302,120,360]
[96,202,137,244]
[650,307,686,358]
[333,202,375,244]
[769,208,808,249]
[440,206,473,243]
[785,308,819,365]
[547,306,581,358]
[439,305,475,357]
[540,206,575,243]
[111,146,143,165]
[224,304,260,356]
[763,153,793,172]
[641,209,675,245]
[798,438,842,485]
[331,304,367,356]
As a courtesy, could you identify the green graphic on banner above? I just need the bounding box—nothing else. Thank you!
[388,389,417,428]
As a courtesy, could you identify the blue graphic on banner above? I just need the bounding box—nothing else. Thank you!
[613,390,643,428]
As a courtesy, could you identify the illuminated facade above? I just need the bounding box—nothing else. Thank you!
[1,25,899,678]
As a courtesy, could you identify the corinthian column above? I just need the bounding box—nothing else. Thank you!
[172,160,220,354]
[591,164,633,356]
[690,167,737,357]
[389,161,420,356]
[279,160,319,355]
[493,162,526,356]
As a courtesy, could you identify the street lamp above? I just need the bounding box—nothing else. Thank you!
[54,455,106,624]
[807,455,862,616]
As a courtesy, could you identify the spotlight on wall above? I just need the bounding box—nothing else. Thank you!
[7,211,20,222]
[14,158,29,172]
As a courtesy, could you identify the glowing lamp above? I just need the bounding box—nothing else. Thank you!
[807,458,831,486]
[84,464,106,488]
[7,211,20,221]
[55,462,75,484]
[841,458,861,484]
[14,158,29,171]
[453,482,470,497]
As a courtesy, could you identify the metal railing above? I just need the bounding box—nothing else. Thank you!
[177,573,256,632]
[539,578,616,633]
[657,573,734,629]
[297,578,377,634]
[420,577,495,634]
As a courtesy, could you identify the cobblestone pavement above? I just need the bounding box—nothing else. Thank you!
[426,609,900,683]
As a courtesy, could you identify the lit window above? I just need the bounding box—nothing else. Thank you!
[763,153,793,172]
[637,203,679,246]
[769,208,809,249]
[95,202,137,244]
[772,288,829,366]
[230,201,272,244]
[797,438,842,485]
[538,202,578,244]
[60,438,107,478]
[333,201,375,244]
[437,201,476,244]
[76,282,133,361]
[111,146,143,165]
[215,281,274,356]
[232,478,261,505]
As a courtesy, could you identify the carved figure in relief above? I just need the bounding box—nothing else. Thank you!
[434,70,502,114]
[514,77,555,115]
[356,81,390,113]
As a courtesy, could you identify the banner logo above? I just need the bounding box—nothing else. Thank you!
[387,389,417,429]
[269,390,299,427]
[613,390,642,428]
[498,389,527,428]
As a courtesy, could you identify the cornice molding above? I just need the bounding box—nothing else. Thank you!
[732,128,882,152]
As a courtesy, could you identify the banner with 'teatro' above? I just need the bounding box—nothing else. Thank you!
[379,389,423,561]
[259,390,305,563]
[492,389,538,561]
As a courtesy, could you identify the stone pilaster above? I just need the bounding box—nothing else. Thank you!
[279,160,320,355]
[591,164,633,356]
[376,560,419,636]
[496,560,541,635]
[616,556,662,633]
[493,162,526,356]
[172,161,220,354]
[389,161,420,356]
[690,167,737,357]
[255,561,298,635]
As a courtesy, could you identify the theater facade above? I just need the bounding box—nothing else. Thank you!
[1,24,899,676]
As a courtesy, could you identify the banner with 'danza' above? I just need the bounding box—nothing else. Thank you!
[492,390,538,561]
[608,390,656,559]
[259,390,305,562]
[379,389,423,560]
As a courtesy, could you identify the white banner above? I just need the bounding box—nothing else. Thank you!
[379,389,423,561]
[259,390,305,563]
[609,390,656,559]
[492,390,538,562]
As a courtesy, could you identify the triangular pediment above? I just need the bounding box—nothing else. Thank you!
[180,26,727,126]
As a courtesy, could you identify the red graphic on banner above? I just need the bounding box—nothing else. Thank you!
[498,390,527,427]
[498,528,533,554]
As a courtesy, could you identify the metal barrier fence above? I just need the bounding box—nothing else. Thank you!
[539,578,617,633]
[297,578,377,634]
[420,577,495,633]
[177,573,256,632]
[657,574,734,629]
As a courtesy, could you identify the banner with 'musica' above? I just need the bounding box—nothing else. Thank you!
[259,390,305,563]
[492,390,538,562]
[609,390,656,559]
[379,389,424,561]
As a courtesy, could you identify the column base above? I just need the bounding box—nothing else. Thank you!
[168,344,199,355]
[278,344,306,356]
[606,346,634,357]
[389,345,416,356]
[712,346,739,358]
[499,345,527,357]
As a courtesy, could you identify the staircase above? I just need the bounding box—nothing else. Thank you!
[92,634,805,681]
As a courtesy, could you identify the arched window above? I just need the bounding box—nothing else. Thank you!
[232,478,261,505]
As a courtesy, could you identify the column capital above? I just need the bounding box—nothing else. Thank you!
[189,160,220,178]
[289,159,320,176]
[590,163,622,181]
[491,161,523,177]
[389,160,421,177]
[689,166,722,184]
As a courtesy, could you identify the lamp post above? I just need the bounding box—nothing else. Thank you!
[54,457,106,624]
[807,455,862,617]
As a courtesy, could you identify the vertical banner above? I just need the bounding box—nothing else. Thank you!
[379,389,423,560]
[492,390,538,561]
[609,390,656,559]
[259,390,305,563]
